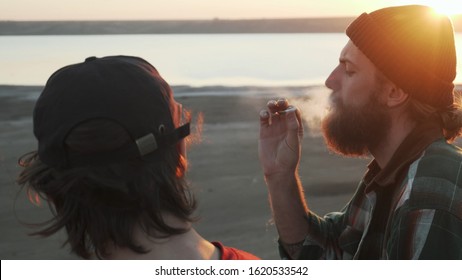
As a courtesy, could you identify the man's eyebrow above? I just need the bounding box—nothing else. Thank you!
[339,57,358,68]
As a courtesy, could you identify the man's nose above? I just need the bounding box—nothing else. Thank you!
[325,65,340,91]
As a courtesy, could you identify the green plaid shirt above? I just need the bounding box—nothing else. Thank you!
[282,121,462,259]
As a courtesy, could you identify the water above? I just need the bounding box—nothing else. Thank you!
[1,33,462,87]
[0,33,348,86]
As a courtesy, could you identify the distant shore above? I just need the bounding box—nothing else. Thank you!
[0,84,323,99]
[1,16,461,35]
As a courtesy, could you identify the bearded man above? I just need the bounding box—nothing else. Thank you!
[258,5,462,259]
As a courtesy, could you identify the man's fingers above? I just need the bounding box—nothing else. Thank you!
[295,108,304,137]
[260,109,271,127]
[267,100,278,114]
[285,108,302,151]
[267,99,289,114]
[277,98,289,109]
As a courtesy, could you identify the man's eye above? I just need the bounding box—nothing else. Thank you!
[345,70,355,77]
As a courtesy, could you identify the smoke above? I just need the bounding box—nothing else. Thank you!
[289,87,331,137]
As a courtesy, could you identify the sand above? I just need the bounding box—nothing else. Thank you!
[0,85,370,260]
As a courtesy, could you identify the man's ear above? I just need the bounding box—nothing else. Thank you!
[383,82,409,108]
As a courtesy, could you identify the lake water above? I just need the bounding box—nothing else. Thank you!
[1,33,462,87]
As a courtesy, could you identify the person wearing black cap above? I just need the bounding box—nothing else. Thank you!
[17,55,259,260]
[259,5,462,259]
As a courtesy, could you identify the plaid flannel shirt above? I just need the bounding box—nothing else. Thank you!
[281,120,462,259]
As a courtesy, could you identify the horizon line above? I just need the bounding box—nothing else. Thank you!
[1,13,462,22]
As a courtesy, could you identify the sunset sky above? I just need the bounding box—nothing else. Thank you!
[1,0,461,21]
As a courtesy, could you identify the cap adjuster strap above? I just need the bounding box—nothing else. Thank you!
[136,133,158,156]
[135,123,190,157]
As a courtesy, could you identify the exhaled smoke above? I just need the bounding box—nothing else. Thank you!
[290,87,330,137]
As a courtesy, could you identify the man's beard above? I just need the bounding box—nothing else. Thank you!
[321,88,391,157]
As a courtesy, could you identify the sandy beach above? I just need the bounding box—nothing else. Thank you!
[0,85,370,259]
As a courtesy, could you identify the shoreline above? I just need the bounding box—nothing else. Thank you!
[0,18,355,35]
[1,16,461,35]
[2,84,461,98]
[0,84,328,101]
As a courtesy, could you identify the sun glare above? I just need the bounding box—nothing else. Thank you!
[397,0,462,16]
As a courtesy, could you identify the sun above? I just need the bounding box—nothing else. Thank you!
[396,0,462,16]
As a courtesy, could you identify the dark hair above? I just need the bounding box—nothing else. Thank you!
[407,92,462,142]
[17,119,197,259]
[374,70,462,142]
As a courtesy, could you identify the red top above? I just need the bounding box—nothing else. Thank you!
[212,242,260,260]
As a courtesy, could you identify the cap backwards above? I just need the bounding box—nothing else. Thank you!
[33,56,190,169]
[346,5,457,109]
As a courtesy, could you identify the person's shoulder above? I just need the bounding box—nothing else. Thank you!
[422,139,462,162]
[407,139,462,217]
[416,139,462,180]
[212,241,260,260]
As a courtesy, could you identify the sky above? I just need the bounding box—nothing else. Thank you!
[1,0,462,21]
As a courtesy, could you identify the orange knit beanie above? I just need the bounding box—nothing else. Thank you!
[346,5,457,109]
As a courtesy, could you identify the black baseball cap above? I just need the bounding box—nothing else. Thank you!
[33,55,190,169]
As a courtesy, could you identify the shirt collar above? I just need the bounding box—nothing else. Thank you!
[364,119,444,189]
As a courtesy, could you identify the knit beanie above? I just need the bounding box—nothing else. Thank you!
[346,5,457,109]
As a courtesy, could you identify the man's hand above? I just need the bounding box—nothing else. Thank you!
[258,99,304,179]
[258,99,309,254]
